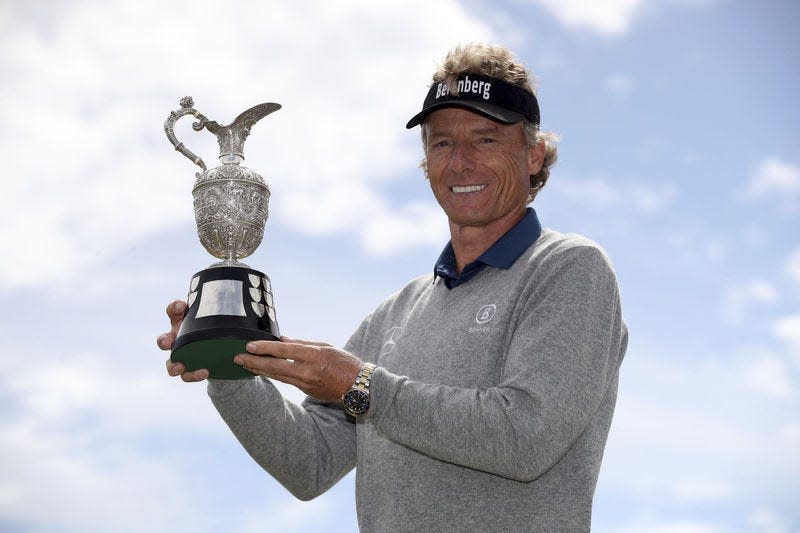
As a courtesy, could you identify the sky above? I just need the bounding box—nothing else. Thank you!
[0,0,798,531]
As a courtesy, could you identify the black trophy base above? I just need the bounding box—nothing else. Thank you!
[171,265,281,380]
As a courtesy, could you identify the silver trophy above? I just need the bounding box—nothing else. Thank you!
[164,96,281,379]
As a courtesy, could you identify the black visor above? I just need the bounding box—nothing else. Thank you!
[406,74,540,129]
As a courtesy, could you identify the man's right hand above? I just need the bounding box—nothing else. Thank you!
[157,299,210,382]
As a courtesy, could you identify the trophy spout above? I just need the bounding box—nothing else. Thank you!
[202,103,282,161]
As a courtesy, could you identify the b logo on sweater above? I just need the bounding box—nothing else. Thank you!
[470,304,498,334]
[475,304,497,324]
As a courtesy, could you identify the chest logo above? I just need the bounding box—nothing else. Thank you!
[380,326,403,356]
[475,304,497,324]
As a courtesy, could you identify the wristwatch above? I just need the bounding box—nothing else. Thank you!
[342,362,377,417]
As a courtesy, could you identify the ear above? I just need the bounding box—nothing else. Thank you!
[527,140,545,176]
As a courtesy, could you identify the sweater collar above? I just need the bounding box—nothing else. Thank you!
[434,208,542,288]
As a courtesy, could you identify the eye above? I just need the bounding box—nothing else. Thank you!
[478,137,496,144]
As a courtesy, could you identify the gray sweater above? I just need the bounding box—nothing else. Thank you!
[208,229,628,532]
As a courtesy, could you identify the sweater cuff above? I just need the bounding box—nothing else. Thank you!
[206,376,260,399]
[364,366,404,422]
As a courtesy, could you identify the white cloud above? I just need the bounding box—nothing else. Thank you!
[777,423,800,471]
[529,0,644,36]
[609,396,756,458]
[745,354,796,400]
[551,177,678,213]
[0,0,495,290]
[600,345,800,530]
[748,508,791,533]
[722,279,779,324]
[0,346,229,531]
[240,495,338,533]
[525,0,717,36]
[785,248,800,286]
[629,182,678,212]
[0,350,224,437]
[601,517,726,533]
[773,314,800,360]
[672,479,735,502]
[604,73,636,95]
[360,200,450,257]
[662,231,730,267]
[747,157,800,197]
[0,419,198,532]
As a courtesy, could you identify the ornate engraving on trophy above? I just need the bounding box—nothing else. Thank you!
[193,164,271,262]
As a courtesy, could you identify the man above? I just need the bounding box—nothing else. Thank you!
[158,43,628,532]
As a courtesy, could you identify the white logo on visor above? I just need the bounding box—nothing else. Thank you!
[435,75,492,100]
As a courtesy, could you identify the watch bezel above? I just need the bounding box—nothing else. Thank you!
[343,388,370,417]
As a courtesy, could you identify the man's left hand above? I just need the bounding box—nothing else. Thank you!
[235,337,363,404]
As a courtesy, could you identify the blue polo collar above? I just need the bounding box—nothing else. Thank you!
[434,208,542,289]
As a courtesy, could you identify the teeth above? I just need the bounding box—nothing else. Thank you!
[451,185,487,193]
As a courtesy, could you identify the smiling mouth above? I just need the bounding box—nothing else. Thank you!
[450,184,488,193]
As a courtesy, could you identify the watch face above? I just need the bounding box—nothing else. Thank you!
[343,389,370,416]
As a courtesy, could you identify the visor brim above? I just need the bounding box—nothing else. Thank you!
[405,101,526,129]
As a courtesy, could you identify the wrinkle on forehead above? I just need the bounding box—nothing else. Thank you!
[423,108,525,148]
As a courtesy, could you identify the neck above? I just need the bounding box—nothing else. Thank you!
[448,208,526,273]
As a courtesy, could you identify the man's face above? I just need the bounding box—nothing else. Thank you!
[423,108,544,232]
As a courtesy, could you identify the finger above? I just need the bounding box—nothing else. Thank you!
[166,359,209,381]
[234,352,296,377]
[234,354,319,390]
[166,300,187,330]
[180,368,210,382]
[279,335,332,348]
[157,333,175,351]
[265,373,309,393]
[166,359,185,376]
[235,355,307,390]
[245,340,318,361]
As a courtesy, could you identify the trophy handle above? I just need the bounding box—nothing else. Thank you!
[164,96,210,173]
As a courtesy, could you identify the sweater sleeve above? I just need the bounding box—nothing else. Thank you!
[207,378,354,500]
[365,245,628,482]
[206,317,373,500]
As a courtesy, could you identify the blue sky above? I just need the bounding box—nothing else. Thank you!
[1,0,798,531]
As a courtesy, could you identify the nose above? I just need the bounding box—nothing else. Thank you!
[448,143,475,173]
